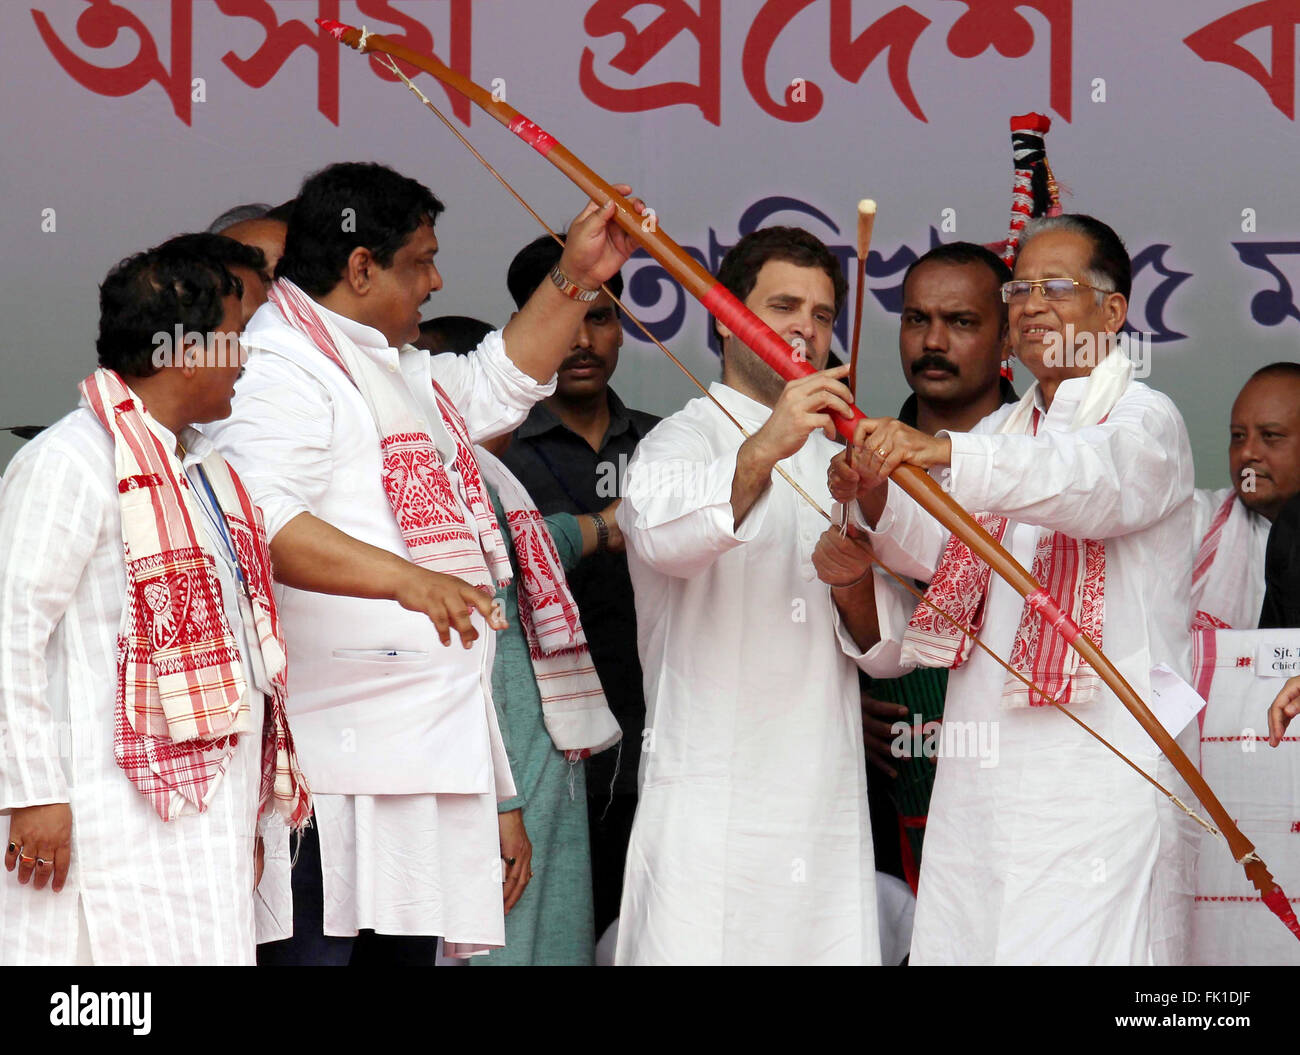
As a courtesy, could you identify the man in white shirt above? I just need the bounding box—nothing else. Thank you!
[615,226,882,966]
[1191,362,1300,630]
[1,234,301,965]
[207,162,636,964]
[1188,364,1300,964]
[835,214,1200,964]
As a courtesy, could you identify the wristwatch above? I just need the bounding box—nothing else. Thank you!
[549,263,600,302]
[590,511,610,553]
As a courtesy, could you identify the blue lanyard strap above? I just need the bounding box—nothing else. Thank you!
[192,463,245,585]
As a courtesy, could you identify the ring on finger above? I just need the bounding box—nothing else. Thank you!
[19,854,35,866]
[35,858,50,869]
[5,842,15,855]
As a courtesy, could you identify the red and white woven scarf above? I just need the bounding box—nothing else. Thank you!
[903,510,1105,708]
[1191,492,1256,631]
[898,344,1137,710]
[81,369,310,825]
[267,279,509,591]
[475,447,621,760]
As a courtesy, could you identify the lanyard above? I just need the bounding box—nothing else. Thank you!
[191,463,246,588]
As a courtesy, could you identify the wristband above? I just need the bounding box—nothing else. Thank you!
[549,263,600,302]
[590,512,610,552]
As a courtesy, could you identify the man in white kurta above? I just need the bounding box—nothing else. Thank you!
[211,309,532,952]
[0,241,272,965]
[842,216,1200,964]
[205,162,635,960]
[1189,364,1300,964]
[615,228,880,966]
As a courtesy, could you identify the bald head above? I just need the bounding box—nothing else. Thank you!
[221,217,287,277]
[1230,365,1300,520]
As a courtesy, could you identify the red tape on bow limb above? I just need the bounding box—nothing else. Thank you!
[1023,589,1082,643]
[318,18,1300,942]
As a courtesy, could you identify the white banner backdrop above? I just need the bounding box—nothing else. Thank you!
[4,0,1300,487]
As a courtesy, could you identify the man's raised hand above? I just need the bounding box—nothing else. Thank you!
[849,416,952,480]
[749,364,856,466]
[828,416,953,528]
[560,183,644,291]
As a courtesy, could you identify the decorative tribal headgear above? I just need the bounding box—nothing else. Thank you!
[993,112,1063,265]
[988,112,1064,383]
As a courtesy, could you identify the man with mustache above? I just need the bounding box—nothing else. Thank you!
[832,214,1199,964]
[859,243,1017,890]
[897,243,1017,435]
[499,234,658,939]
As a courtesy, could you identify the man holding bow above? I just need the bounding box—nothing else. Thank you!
[830,215,1199,965]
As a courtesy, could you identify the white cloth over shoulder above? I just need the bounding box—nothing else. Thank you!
[614,382,880,966]
[1190,487,1270,631]
[208,298,546,947]
[861,354,1200,964]
[0,411,263,965]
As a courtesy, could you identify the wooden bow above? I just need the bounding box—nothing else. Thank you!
[319,19,1300,941]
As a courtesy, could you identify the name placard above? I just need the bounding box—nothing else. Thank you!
[1255,643,1300,678]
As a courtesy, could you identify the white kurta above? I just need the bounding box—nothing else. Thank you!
[0,412,264,965]
[864,371,1201,965]
[614,382,880,966]
[208,301,548,947]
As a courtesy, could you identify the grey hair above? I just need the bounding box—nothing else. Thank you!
[207,202,272,234]
[1017,214,1132,304]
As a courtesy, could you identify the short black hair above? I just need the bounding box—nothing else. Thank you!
[417,315,494,356]
[716,226,848,319]
[902,241,1011,300]
[264,199,296,224]
[165,231,266,282]
[506,233,624,309]
[277,162,444,295]
[1019,214,1132,300]
[96,233,256,378]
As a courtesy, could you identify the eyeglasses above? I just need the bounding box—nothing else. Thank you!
[1000,278,1112,304]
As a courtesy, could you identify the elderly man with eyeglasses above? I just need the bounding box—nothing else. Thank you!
[826,214,1199,965]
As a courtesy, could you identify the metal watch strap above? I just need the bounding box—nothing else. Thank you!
[549,263,600,302]
[590,511,609,552]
